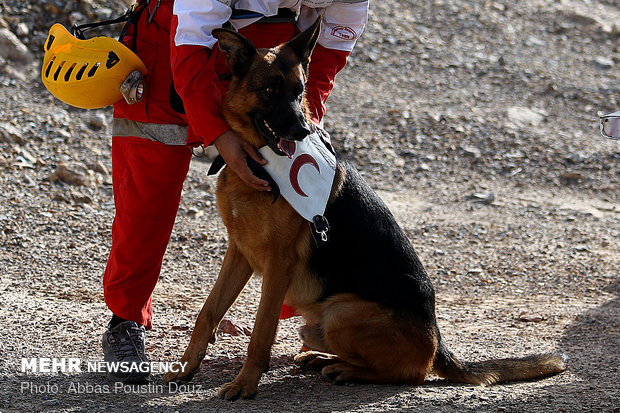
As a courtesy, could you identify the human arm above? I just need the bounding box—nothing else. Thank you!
[298,0,369,124]
[170,0,270,190]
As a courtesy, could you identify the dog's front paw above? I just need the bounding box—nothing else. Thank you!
[162,367,196,384]
[217,377,258,401]
[162,354,202,384]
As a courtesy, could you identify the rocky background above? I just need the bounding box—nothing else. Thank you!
[0,0,619,412]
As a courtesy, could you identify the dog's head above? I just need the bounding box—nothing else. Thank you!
[213,18,321,157]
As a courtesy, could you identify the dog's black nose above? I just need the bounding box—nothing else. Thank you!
[290,122,311,140]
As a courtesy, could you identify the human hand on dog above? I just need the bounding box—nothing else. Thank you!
[214,130,271,191]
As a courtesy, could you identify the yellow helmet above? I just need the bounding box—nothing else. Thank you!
[41,24,148,109]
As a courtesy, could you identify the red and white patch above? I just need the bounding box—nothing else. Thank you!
[258,131,336,222]
[330,26,357,41]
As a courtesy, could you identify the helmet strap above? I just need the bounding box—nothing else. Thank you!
[70,1,147,43]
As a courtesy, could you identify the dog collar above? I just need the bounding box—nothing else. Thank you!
[258,130,337,224]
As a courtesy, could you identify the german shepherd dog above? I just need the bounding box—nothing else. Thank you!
[162,19,565,400]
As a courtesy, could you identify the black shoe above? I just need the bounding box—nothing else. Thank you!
[101,320,152,383]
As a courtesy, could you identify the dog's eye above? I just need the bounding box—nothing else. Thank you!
[294,83,304,99]
[262,86,279,100]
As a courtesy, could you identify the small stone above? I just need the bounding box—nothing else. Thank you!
[565,11,598,27]
[44,3,60,14]
[593,56,614,70]
[16,23,29,37]
[525,36,545,47]
[565,152,587,164]
[87,112,107,129]
[22,174,36,186]
[71,192,93,204]
[461,145,481,158]
[52,192,70,202]
[13,147,37,168]
[507,106,545,126]
[468,192,495,205]
[85,160,109,176]
[187,207,204,218]
[490,2,505,12]
[559,171,583,184]
[0,122,24,144]
[49,162,88,186]
[69,11,88,27]
[217,319,252,336]
[0,28,33,63]
[518,313,544,323]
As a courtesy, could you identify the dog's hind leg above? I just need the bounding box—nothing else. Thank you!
[319,294,437,385]
[295,351,342,371]
[162,244,253,384]
[298,323,329,352]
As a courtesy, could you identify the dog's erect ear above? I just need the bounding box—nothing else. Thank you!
[213,28,257,78]
[285,17,321,70]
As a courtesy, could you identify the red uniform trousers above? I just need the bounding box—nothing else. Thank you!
[103,137,191,330]
[104,0,191,330]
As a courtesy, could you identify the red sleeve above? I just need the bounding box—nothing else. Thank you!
[305,43,350,125]
[169,15,230,146]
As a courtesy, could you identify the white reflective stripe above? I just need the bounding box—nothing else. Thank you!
[298,0,368,51]
[258,132,336,222]
[112,118,189,146]
[173,0,232,48]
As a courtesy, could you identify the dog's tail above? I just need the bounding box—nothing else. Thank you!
[431,341,566,385]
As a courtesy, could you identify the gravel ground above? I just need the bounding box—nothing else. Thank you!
[0,0,619,412]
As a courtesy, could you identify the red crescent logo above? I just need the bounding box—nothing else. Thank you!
[289,154,320,197]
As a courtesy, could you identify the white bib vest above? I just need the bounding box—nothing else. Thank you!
[258,131,336,222]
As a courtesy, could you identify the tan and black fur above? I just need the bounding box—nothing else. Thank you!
[162,19,565,400]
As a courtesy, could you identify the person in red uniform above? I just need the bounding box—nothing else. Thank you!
[101,0,368,383]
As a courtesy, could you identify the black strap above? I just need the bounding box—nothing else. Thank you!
[123,1,149,50]
[207,154,226,176]
[230,8,297,23]
[310,215,330,247]
[71,2,144,40]
[169,80,186,114]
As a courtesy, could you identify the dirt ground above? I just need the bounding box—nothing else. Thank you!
[0,0,618,412]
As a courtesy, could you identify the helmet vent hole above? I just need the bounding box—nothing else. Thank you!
[45,34,55,51]
[45,57,56,78]
[76,63,88,80]
[64,63,76,82]
[53,61,66,81]
[87,62,100,78]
